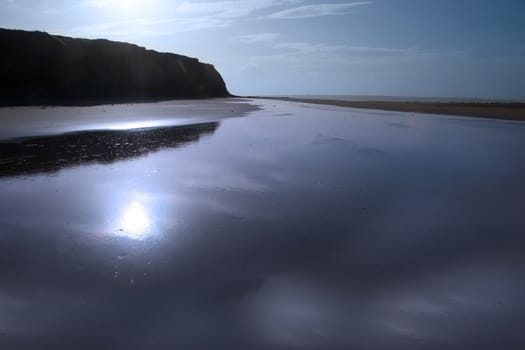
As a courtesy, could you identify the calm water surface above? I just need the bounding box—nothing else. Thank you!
[1,100,525,349]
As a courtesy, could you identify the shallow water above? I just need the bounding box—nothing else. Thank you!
[1,99,525,349]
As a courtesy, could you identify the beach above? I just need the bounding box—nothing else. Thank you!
[258,96,525,121]
[0,98,257,140]
[1,99,525,349]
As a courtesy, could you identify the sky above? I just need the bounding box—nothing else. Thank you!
[1,0,525,99]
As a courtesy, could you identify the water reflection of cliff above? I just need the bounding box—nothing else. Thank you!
[0,122,218,177]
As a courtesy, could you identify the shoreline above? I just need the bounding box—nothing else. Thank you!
[0,96,237,107]
[252,97,525,121]
[0,98,257,140]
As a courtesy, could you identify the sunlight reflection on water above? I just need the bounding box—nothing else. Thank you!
[1,100,525,349]
[103,120,177,130]
[116,200,151,240]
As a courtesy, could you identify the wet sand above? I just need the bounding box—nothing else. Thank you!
[0,98,257,140]
[1,99,525,349]
[257,97,525,121]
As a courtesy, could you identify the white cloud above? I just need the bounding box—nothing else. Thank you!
[172,0,302,19]
[65,0,306,37]
[65,15,237,38]
[268,2,371,19]
[234,33,281,44]
[58,0,373,38]
[82,0,108,7]
[234,33,434,67]
[66,19,173,38]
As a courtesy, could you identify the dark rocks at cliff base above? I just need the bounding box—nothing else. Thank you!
[0,28,231,106]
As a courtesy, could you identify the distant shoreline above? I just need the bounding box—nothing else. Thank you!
[252,97,525,121]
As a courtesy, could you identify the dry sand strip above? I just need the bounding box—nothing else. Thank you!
[252,97,525,121]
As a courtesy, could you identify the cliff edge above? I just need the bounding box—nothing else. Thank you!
[0,28,231,106]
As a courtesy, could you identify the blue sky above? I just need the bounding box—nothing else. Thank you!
[1,0,524,99]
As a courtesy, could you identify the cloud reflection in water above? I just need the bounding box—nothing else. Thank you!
[1,102,525,349]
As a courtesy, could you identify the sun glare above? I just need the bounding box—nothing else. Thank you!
[119,201,150,239]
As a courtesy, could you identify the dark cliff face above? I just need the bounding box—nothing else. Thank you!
[0,28,231,105]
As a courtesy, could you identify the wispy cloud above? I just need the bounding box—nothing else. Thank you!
[66,19,176,38]
[172,0,302,19]
[59,0,373,38]
[81,0,110,8]
[234,32,434,67]
[66,16,235,38]
[234,33,281,44]
[267,2,372,19]
[65,0,305,37]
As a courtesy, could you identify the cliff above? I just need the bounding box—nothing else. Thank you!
[0,28,231,106]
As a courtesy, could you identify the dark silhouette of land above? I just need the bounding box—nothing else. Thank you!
[258,97,525,121]
[0,122,218,177]
[0,28,230,106]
